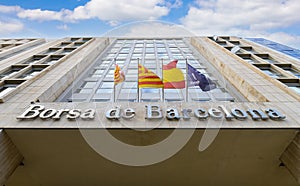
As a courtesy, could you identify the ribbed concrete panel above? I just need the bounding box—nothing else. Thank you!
[281,132,300,184]
[0,130,23,184]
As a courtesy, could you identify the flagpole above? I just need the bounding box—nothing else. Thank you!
[137,58,140,103]
[185,58,188,102]
[113,58,116,103]
[161,58,164,102]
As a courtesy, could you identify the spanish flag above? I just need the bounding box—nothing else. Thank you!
[163,60,185,89]
[114,64,125,85]
[138,64,163,88]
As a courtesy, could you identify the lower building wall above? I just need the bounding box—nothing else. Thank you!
[0,130,23,185]
[281,131,300,184]
[4,129,299,186]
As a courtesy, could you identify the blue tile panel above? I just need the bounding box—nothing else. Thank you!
[246,38,300,60]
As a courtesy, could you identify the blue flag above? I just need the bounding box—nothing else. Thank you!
[187,63,216,91]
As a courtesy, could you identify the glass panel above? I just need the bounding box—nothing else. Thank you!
[261,69,281,78]
[285,69,300,78]
[78,88,93,94]
[289,86,300,94]
[0,87,16,97]
[100,82,114,88]
[120,48,130,53]
[82,81,97,89]
[96,89,113,94]
[18,70,41,79]
[122,82,137,89]
[141,89,160,93]
[120,89,137,93]
[0,66,25,79]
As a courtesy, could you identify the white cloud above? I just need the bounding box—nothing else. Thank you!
[165,0,183,8]
[0,19,23,34]
[0,5,21,13]
[180,0,300,48]
[17,9,72,22]
[182,0,300,31]
[57,24,69,31]
[3,0,178,24]
[67,0,170,22]
[104,21,193,37]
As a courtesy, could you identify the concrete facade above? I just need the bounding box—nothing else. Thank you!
[0,36,299,185]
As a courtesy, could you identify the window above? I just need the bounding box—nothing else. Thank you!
[134,48,143,53]
[237,54,259,64]
[82,38,92,42]
[229,41,240,45]
[0,65,26,79]
[157,48,166,53]
[135,43,144,47]
[61,48,76,55]
[275,64,300,78]
[0,80,25,98]
[82,81,97,89]
[117,53,128,59]
[22,55,47,64]
[278,79,300,95]
[74,42,84,47]
[100,82,114,89]
[254,64,285,78]
[43,55,64,65]
[122,82,137,89]
[42,48,60,55]
[60,38,237,103]
[289,86,300,94]
[120,48,130,53]
[255,54,278,64]
[261,69,281,78]
[146,48,155,53]
[96,89,113,94]
[60,42,72,47]
[141,89,160,94]
[145,53,155,59]
[0,86,16,97]
[121,89,137,93]
[216,41,227,46]
[132,53,142,58]
[70,38,80,42]
[77,89,93,94]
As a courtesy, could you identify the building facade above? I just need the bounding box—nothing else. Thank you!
[0,36,299,185]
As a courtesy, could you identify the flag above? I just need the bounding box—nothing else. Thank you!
[187,63,216,91]
[114,64,125,85]
[163,60,185,89]
[138,64,163,88]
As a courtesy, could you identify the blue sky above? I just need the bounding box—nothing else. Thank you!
[0,0,300,49]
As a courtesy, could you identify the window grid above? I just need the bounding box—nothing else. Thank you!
[0,37,93,101]
[68,38,235,102]
[210,36,300,96]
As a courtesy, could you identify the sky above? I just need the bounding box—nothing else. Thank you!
[0,0,300,49]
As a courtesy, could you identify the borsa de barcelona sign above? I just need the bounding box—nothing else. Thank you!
[17,104,286,121]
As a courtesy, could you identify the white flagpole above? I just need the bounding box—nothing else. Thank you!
[162,58,164,102]
[113,58,116,103]
[185,58,188,102]
[137,58,140,102]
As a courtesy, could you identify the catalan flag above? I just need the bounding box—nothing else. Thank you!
[138,64,163,88]
[114,64,125,85]
[163,60,185,89]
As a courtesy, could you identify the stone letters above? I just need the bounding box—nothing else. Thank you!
[17,104,286,122]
